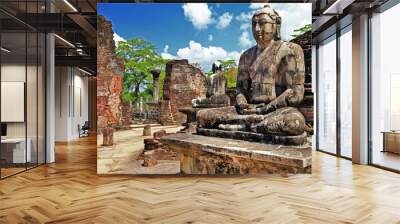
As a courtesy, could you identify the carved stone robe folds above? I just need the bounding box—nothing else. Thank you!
[198,40,306,137]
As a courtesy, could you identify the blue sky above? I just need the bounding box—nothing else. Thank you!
[98,3,311,71]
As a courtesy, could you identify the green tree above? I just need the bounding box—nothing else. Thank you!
[224,67,238,89]
[291,24,312,38]
[116,38,167,103]
[217,59,238,89]
[218,59,236,71]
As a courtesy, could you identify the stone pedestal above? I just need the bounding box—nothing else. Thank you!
[178,107,202,133]
[160,133,311,175]
[197,128,307,146]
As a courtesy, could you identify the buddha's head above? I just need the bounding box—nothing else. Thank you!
[252,5,281,48]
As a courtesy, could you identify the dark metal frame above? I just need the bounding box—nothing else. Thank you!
[0,0,47,180]
[367,9,373,166]
[315,20,353,162]
[336,19,341,158]
[0,15,2,179]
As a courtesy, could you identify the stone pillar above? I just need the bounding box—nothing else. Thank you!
[143,125,152,136]
[46,0,55,163]
[151,69,161,102]
[352,14,369,164]
[102,125,114,146]
[46,32,55,163]
[97,16,124,131]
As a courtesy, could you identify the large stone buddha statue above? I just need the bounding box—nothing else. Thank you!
[197,5,307,143]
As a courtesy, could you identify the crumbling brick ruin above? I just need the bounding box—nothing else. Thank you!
[160,60,207,125]
[97,15,130,131]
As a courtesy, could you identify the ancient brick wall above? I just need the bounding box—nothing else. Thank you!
[119,101,132,129]
[97,15,126,132]
[160,60,207,125]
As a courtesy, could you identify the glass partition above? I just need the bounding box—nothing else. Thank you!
[38,32,45,165]
[339,26,352,158]
[317,34,337,154]
[1,31,28,177]
[0,1,46,179]
[27,31,38,169]
[370,3,400,171]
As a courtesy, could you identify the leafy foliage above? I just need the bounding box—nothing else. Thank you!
[218,59,237,89]
[224,67,238,89]
[291,24,312,38]
[205,71,214,78]
[116,38,167,103]
[217,59,236,72]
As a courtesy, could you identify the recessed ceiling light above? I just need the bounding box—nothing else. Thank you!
[54,34,75,48]
[78,67,93,76]
[63,0,78,12]
[322,0,355,15]
[1,47,11,53]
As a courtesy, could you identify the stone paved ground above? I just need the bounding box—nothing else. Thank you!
[97,124,182,174]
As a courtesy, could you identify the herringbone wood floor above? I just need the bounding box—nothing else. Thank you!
[1,135,400,224]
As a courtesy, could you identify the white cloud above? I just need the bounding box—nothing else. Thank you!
[235,12,252,22]
[182,3,213,30]
[239,31,253,48]
[236,4,312,41]
[240,23,251,30]
[113,33,126,46]
[161,40,242,71]
[269,3,312,41]
[161,45,176,60]
[208,34,213,41]
[249,3,266,10]
[216,12,233,29]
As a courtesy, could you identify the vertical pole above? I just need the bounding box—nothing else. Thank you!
[336,25,341,157]
[352,14,369,164]
[46,0,55,163]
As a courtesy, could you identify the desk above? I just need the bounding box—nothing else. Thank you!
[1,138,31,163]
[382,131,400,154]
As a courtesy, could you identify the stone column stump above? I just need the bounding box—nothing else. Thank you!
[143,125,152,136]
[102,126,114,146]
[142,151,158,167]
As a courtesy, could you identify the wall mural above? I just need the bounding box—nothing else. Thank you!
[97,3,313,175]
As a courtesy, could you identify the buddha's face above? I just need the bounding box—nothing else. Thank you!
[252,13,276,48]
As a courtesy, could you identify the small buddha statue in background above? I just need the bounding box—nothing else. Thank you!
[192,62,230,108]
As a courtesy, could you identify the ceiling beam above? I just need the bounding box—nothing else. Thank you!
[55,55,96,70]
[66,13,97,47]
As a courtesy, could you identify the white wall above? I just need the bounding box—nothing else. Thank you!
[1,64,26,138]
[1,63,46,164]
[1,64,42,137]
[54,67,89,141]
